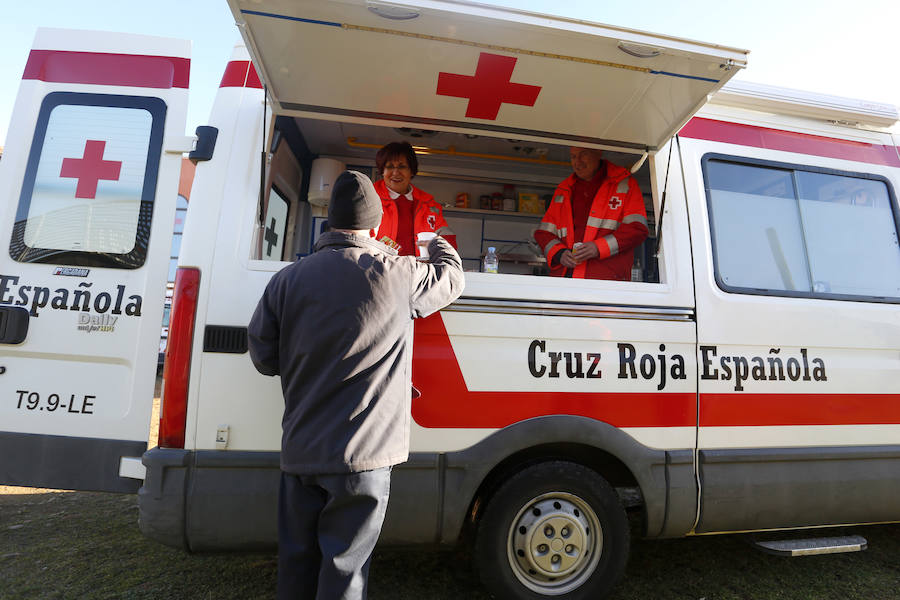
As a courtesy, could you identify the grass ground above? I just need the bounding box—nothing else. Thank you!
[2,486,898,599]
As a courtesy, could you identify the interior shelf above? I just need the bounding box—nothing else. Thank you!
[443,207,544,219]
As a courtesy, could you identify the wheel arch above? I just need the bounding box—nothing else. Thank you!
[463,442,639,539]
[439,415,694,543]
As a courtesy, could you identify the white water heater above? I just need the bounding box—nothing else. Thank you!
[307,158,345,206]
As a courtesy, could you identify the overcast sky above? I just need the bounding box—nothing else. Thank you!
[2,0,899,146]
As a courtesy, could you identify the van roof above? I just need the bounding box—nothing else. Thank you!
[228,0,748,153]
[710,80,899,129]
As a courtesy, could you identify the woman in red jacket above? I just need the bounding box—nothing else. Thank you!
[374,141,457,256]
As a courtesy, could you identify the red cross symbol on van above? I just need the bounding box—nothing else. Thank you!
[60,140,122,199]
[436,52,541,120]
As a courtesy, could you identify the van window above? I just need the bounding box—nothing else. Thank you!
[704,156,900,301]
[9,92,166,269]
[261,186,289,261]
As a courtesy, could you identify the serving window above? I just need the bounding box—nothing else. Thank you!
[252,116,661,285]
[703,154,900,301]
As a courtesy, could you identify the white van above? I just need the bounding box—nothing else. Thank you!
[2,2,899,598]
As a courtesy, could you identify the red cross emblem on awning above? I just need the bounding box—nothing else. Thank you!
[436,52,541,120]
[59,140,122,199]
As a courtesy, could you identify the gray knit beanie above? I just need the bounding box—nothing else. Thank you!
[327,171,383,230]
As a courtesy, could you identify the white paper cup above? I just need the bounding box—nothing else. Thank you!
[417,232,437,259]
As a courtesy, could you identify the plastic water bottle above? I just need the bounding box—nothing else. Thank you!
[483,247,499,273]
[631,257,642,282]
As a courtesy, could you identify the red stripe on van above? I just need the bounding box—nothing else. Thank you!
[412,313,900,429]
[699,392,900,427]
[411,313,696,429]
[219,60,263,88]
[679,117,900,167]
[23,49,189,89]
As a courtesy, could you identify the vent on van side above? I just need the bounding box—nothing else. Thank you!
[203,325,248,354]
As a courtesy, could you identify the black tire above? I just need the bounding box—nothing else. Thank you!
[474,461,629,600]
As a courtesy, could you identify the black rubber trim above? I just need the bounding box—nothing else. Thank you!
[697,444,900,533]
[0,431,147,493]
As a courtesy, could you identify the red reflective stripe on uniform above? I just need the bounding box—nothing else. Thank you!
[680,117,900,167]
[700,393,900,427]
[219,60,263,88]
[23,49,189,89]
[411,312,696,429]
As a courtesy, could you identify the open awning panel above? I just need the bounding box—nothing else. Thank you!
[229,0,748,151]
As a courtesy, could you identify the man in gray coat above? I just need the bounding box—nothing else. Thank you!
[248,170,464,600]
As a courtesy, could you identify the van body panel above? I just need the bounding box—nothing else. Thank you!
[679,119,900,533]
[0,29,189,492]
[409,310,696,446]
[175,47,270,451]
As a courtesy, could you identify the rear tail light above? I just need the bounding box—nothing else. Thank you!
[159,267,200,448]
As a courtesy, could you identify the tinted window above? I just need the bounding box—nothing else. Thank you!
[705,157,900,301]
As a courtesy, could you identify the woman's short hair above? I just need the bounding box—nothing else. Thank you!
[375,141,418,176]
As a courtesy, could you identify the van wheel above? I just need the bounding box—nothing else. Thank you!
[474,461,629,599]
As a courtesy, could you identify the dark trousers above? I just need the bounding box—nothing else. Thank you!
[277,467,391,600]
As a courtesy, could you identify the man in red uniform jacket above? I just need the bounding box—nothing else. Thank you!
[374,141,457,255]
[534,147,649,280]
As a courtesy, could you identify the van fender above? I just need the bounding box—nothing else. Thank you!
[439,414,696,541]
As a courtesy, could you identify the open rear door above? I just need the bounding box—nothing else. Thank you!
[0,29,189,492]
[228,0,747,151]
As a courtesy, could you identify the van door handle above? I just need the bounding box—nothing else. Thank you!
[0,306,30,344]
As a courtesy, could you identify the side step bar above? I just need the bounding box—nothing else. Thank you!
[753,535,867,557]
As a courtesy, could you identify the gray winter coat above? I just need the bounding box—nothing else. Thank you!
[248,231,464,474]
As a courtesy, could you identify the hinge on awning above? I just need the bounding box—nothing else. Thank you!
[629,152,649,174]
